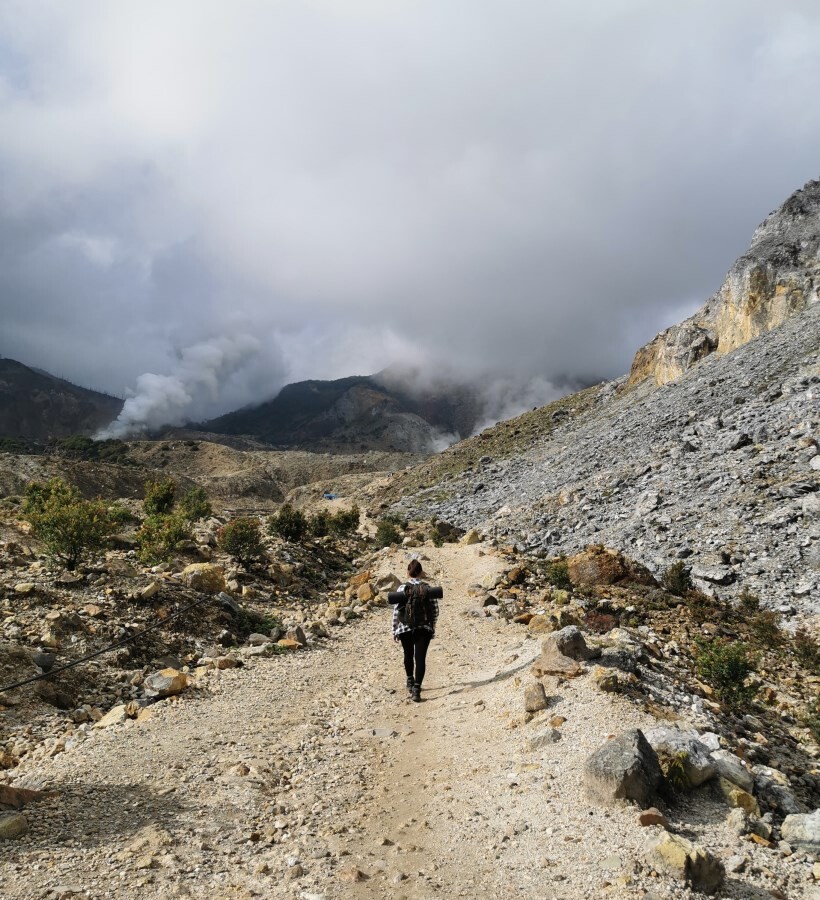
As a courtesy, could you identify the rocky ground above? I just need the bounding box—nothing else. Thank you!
[1,539,819,899]
[384,303,820,622]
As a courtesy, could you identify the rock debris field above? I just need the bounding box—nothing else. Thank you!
[1,543,818,899]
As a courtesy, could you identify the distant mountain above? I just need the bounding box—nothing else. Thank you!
[199,372,484,453]
[0,358,123,441]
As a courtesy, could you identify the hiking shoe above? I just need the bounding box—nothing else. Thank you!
[406,676,414,693]
[411,685,421,703]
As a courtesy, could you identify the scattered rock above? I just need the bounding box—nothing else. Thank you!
[717,777,760,817]
[94,705,129,728]
[710,749,753,793]
[181,563,226,593]
[527,729,561,750]
[643,727,716,787]
[523,681,549,712]
[143,668,189,699]
[781,810,820,859]
[638,808,669,829]
[0,813,28,840]
[649,832,725,894]
[583,729,663,809]
[590,665,619,692]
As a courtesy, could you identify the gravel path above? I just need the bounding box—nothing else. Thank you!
[1,544,815,898]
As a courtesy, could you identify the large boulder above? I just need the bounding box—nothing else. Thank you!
[643,727,716,788]
[649,832,725,894]
[181,563,226,593]
[583,729,663,808]
[781,810,820,859]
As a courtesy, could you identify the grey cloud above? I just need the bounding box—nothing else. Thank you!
[1,1,819,430]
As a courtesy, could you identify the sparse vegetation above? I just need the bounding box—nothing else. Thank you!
[544,556,572,590]
[327,504,360,536]
[22,478,116,570]
[47,435,131,465]
[694,638,757,706]
[268,503,307,542]
[738,587,761,613]
[143,478,177,516]
[661,561,692,597]
[375,519,401,548]
[136,512,190,565]
[661,750,690,793]
[218,517,265,568]
[794,627,820,674]
[178,486,213,522]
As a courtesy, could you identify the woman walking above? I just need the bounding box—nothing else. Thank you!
[391,559,441,702]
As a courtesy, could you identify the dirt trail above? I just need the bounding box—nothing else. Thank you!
[1,543,810,899]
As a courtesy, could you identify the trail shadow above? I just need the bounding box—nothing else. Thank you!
[424,656,536,699]
[2,780,190,855]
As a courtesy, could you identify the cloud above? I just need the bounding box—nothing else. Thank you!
[1,1,820,426]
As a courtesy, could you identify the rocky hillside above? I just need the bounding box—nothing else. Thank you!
[0,359,122,441]
[383,189,820,623]
[630,179,820,386]
[200,372,483,453]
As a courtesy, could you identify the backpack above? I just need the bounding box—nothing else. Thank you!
[397,581,435,629]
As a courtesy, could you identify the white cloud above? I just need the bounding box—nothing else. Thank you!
[1,1,819,426]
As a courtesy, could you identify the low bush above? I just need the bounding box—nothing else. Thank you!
[309,508,331,537]
[218,517,265,568]
[22,478,115,570]
[687,590,720,624]
[746,609,783,647]
[694,638,756,706]
[794,627,820,675]
[661,561,692,597]
[738,587,761,613]
[328,504,360,536]
[268,503,307,542]
[178,486,212,522]
[375,519,401,548]
[143,478,177,516]
[136,512,189,565]
[544,557,572,590]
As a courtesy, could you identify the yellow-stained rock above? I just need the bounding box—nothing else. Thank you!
[718,777,760,817]
[180,563,226,593]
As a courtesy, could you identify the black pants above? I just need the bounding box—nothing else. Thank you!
[399,629,432,687]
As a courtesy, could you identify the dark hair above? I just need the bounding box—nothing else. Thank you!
[407,559,423,578]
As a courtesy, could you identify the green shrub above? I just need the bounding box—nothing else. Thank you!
[687,590,719,624]
[738,587,761,613]
[143,478,177,516]
[329,504,360,536]
[178,486,212,522]
[375,519,401,548]
[218,517,265,568]
[544,557,571,590]
[136,512,189,565]
[268,503,307,542]
[747,609,783,647]
[694,639,756,706]
[794,627,820,675]
[661,561,692,597]
[0,437,29,454]
[22,478,115,570]
[309,508,330,537]
[107,504,134,528]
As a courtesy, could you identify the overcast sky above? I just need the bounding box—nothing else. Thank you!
[1,1,819,430]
